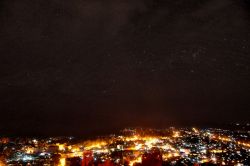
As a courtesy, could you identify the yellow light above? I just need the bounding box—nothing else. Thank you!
[134,144,142,150]
[57,144,65,151]
[84,140,107,150]
[163,153,173,160]
[144,137,159,149]
[217,136,231,142]
[125,136,139,141]
[25,147,34,154]
[201,159,209,163]
[129,157,142,166]
[173,152,179,157]
[59,158,66,166]
[192,128,199,133]
[173,131,180,138]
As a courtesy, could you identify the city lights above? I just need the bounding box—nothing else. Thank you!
[0,127,250,165]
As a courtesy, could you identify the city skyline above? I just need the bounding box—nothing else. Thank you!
[1,127,250,165]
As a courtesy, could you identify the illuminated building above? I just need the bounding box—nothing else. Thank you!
[82,151,94,166]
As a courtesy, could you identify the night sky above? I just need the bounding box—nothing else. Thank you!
[0,0,250,136]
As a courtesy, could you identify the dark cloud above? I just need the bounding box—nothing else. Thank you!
[0,0,250,136]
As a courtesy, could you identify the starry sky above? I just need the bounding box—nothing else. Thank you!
[0,0,250,136]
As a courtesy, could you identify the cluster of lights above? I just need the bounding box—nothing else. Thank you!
[1,128,250,166]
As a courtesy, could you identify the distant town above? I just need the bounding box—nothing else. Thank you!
[1,124,250,166]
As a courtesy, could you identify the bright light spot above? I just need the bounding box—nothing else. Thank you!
[59,158,66,166]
